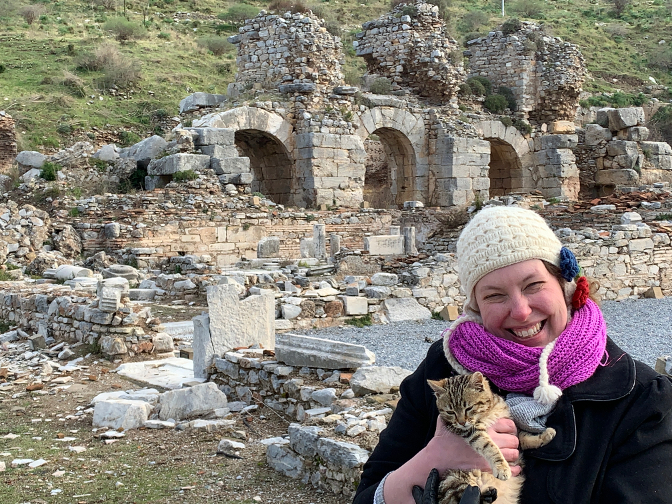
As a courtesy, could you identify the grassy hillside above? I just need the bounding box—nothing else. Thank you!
[0,0,670,151]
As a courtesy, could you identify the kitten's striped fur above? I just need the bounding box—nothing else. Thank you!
[428,373,556,504]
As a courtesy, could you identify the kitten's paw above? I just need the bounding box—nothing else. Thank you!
[541,427,556,445]
[492,462,511,481]
[481,487,498,504]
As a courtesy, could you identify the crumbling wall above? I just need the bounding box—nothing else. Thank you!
[354,1,465,101]
[466,22,586,122]
[0,112,17,172]
[228,11,344,96]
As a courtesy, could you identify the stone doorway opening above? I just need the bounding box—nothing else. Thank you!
[363,128,416,208]
[487,139,524,196]
[234,129,294,205]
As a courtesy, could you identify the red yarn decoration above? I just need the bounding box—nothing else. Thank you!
[572,276,590,309]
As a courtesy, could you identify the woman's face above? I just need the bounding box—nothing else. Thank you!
[473,259,569,348]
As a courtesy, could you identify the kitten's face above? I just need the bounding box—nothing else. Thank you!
[428,373,494,429]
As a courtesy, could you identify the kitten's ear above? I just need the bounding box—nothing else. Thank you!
[470,372,486,391]
[427,379,448,395]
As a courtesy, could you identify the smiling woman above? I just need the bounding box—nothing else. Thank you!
[353,205,672,504]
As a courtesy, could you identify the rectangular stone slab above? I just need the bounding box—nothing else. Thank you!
[275,333,375,370]
[204,284,275,372]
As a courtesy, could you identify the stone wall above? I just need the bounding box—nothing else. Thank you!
[0,112,17,172]
[227,11,343,96]
[466,22,586,123]
[572,108,672,197]
[0,285,151,349]
[354,1,464,101]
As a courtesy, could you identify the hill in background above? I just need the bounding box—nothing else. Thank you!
[0,0,671,151]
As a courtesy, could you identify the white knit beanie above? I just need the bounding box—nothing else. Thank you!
[457,206,563,318]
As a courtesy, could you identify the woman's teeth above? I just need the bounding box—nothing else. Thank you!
[511,322,543,339]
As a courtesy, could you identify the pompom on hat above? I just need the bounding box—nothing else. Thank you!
[457,205,565,318]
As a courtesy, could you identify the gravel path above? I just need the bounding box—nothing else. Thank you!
[303,298,672,371]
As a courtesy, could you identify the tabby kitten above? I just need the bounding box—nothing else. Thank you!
[428,373,556,504]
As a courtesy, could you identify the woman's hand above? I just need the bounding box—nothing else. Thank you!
[424,417,521,476]
[383,418,521,504]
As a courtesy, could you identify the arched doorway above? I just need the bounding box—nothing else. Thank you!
[363,127,417,208]
[488,139,524,196]
[234,129,294,205]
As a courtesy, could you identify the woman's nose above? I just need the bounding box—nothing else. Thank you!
[509,294,532,321]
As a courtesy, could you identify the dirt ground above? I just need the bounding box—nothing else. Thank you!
[0,361,355,504]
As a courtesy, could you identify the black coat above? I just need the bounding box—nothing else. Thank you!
[353,338,672,504]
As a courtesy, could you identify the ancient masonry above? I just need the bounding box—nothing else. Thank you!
[465,22,586,122]
[0,112,17,172]
[180,1,594,210]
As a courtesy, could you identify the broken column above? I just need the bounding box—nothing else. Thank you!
[275,333,375,369]
[330,234,341,257]
[403,226,417,255]
[313,224,326,260]
[192,284,275,378]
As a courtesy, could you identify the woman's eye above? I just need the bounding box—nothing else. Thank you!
[484,293,503,301]
[525,281,544,291]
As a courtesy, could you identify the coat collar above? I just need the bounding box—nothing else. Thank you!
[525,338,636,461]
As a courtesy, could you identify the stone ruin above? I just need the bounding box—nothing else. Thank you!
[465,21,586,122]
[0,111,17,175]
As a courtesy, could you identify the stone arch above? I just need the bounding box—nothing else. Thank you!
[474,121,533,196]
[355,107,427,207]
[194,106,296,205]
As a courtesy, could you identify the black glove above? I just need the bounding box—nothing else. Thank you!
[411,469,497,504]
[412,468,440,504]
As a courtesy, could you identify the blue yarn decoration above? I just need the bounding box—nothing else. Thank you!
[559,247,580,281]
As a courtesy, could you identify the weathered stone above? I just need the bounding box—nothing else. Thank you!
[350,366,412,396]
[120,135,168,165]
[210,157,250,174]
[584,124,612,146]
[92,399,152,430]
[15,151,46,170]
[179,93,226,113]
[257,236,280,258]
[147,154,210,175]
[382,297,432,322]
[266,444,303,478]
[371,273,398,286]
[152,333,174,353]
[158,382,228,421]
[342,296,368,315]
[607,107,645,131]
[316,437,369,468]
[288,423,322,457]
[53,225,82,257]
[595,169,639,186]
[275,333,375,370]
[364,235,404,255]
[99,335,128,355]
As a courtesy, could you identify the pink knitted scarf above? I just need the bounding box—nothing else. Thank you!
[446,299,608,395]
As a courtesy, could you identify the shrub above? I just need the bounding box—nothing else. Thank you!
[498,86,517,111]
[483,94,508,113]
[69,207,81,217]
[61,70,86,97]
[196,36,234,56]
[370,77,392,94]
[522,39,537,54]
[93,0,116,9]
[499,116,513,127]
[173,170,199,182]
[40,162,62,181]
[462,11,489,31]
[0,64,6,74]
[57,123,73,135]
[267,0,308,14]
[463,32,484,44]
[612,0,630,16]
[501,18,522,35]
[76,43,121,71]
[510,0,545,18]
[218,3,260,22]
[20,4,45,25]
[400,5,418,16]
[458,82,472,95]
[97,58,142,90]
[513,119,532,135]
[426,0,451,19]
[649,105,672,145]
[466,76,491,96]
[103,17,145,42]
[158,31,171,40]
[119,130,141,146]
[325,21,341,37]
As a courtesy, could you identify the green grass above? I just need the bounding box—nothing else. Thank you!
[0,0,670,151]
[345,313,373,327]
[654,213,672,221]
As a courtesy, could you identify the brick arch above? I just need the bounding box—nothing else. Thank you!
[193,106,299,205]
[354,107,428,205]
[194,106,294,155]
[474,120,534,196]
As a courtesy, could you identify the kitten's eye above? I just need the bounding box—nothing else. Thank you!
[464,406,473,415]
